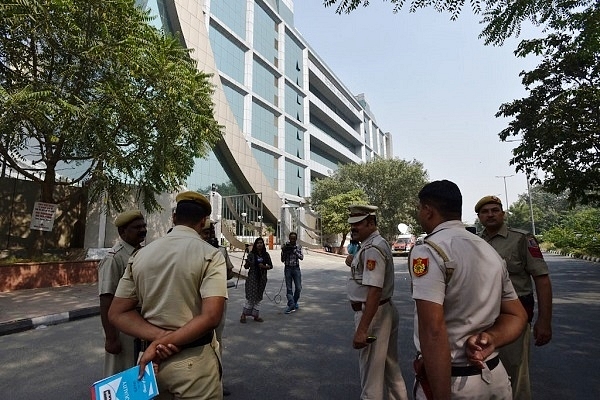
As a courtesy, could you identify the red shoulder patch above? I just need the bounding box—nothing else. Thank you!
[527,237,544,259]
[366,259,376,271]
[412,257,429,277]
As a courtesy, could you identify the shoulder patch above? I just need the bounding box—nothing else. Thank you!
[412,257,429,277]
[366,259,376,271]
[527,236,544,258]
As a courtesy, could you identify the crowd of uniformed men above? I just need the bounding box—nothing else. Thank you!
[97,179,552,400]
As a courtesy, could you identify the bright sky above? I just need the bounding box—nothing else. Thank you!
[294,1,540,224]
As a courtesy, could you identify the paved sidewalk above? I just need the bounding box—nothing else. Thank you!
[0,283,100,336]
[0,248,345,336]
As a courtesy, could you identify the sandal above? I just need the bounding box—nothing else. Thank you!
[240,314,246,323]
[254,317,264,322]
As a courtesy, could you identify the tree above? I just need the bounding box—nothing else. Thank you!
[312,158,428,242]
[0,0,222,213]
[505,185,571,234]
[543,207,600,257]
[318,189,368,252]
[497,4,600,205]
[323,0,589,44]
[323,1,600,205]
[199,180,240,197]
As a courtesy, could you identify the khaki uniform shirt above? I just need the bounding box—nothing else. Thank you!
[410,220,517,364]
[347,230,394,302]
[115,225,227,330]
[481,223,549,296]
[98,238,136,296]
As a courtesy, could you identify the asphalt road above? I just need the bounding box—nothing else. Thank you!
[0,252,598,399]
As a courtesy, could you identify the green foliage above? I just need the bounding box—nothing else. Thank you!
[199,181,240,197]
[0,0,223,212]
[478,185,600,257]
[323,1,600,206]
[505,184,571,233]
[318,189,368,237]
[524,201,600,257]
[324,1,596,46]
[0,253,65,265]
[312,158,428,241]
[559,208,600,257]
[498,3,600,206]
[323,0,482,20]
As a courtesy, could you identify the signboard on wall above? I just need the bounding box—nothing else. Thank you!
[30,202,58,232]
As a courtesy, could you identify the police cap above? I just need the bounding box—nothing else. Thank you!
[347,204,378,224]
[114,210,144,228]
[175,191,211,214]
[475,195,503,213]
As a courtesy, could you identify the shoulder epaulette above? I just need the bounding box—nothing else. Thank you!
[106,242,123,255]
[361,239,391,262]
[423,239,454,285]
[507,227,529,236]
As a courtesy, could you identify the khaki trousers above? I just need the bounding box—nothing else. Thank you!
[355,301,408,400]
[155,337,222,400]
[103,332,136,377]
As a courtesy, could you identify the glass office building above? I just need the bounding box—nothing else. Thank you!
[139,0,393,229]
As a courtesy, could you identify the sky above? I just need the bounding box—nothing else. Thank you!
[293,1,540,224]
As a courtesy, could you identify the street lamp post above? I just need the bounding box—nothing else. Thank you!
[241,212,247,241]
[257,215,263,236]
[526,176,536,235]
[495,175,514,210]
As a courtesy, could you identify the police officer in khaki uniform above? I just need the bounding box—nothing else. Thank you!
[410,180,527,400]
[109,192,227,400]
[98,210,147,376]
[345,204,408,400]
[476,195,553,400]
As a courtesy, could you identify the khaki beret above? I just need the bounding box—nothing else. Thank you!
[347,204,378,224]
[175,191,211,213]
[475,195,503,213]
[114,210,144,228]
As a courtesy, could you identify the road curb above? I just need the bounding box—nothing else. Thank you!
[0,306,99,336]
[546,250,599,263]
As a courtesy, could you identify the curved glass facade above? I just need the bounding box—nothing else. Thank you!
[137,0,393,227]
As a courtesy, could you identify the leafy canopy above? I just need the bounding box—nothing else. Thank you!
[312,158,428,242]
[0,0,223,212]
[318,189,369,246]
[498,4,600,205]
[324,0,600,205]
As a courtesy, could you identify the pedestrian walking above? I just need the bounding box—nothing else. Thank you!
[240,237,273,323]
[282,232,303,314]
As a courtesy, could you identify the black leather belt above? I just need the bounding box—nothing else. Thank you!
[181,330,214,349]
[451,355,500,376]
[351,298,390,312]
